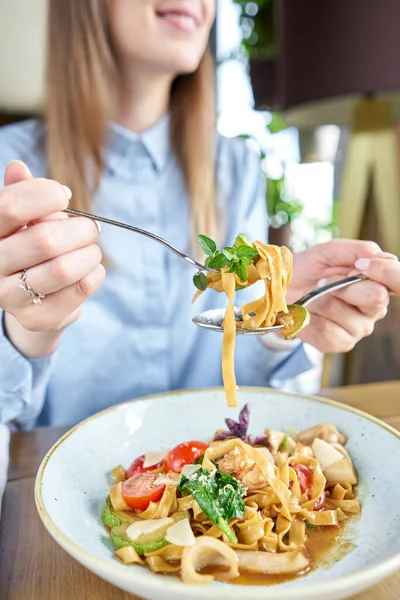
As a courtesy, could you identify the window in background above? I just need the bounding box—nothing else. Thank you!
[216,0,339,253]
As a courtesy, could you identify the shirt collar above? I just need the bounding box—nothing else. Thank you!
[106,113,171,173]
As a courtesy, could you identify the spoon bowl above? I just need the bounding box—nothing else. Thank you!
[193,275,366,336]
[192,307,284,335]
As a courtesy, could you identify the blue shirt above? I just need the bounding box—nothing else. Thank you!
[0,117,313,429]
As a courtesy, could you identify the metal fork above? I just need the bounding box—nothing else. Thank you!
[64,208,219,273]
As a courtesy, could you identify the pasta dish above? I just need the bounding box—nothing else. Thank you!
[102,405,359,585]
[192,235,310,407]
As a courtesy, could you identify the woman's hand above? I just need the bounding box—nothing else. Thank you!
[287,239,399,353]
[0,161,105,358]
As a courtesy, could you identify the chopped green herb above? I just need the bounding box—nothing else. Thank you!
[193,272,208,291]
[279,433,293,455]
[207,254,230,269]
[236,245,259,260]
[198,235,217,256]
[179,468,246,543]
[195,235,259,286]
[305,523,318,530]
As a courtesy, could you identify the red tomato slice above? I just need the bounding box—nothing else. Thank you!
[313,491,325,511]
[165,441,208,473]
[126,454,164,479]
[292,464,313,497]
[122,473,165,511]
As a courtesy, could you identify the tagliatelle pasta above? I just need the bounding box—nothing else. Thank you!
[102,405,360,586]
[193,239,295,407]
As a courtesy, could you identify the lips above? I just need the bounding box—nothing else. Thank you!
[156,7,200,32]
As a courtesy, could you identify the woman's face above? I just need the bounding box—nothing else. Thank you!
[108,0,216,76]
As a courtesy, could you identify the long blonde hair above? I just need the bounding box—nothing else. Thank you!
[46,0,217,245]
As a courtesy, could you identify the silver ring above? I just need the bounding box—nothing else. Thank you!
[17,270,46,304]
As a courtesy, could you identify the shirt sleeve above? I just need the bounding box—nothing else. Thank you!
[218,137,315,389]
[0,313,56,430]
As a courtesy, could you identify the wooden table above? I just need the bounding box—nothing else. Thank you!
[1,381,399,600]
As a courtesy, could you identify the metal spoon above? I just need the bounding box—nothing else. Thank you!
[192,275,366,336]
[64,208,219,273]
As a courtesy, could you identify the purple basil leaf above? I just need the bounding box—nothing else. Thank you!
[225,419,246,439]
[239,404,250,432]
[252,434,270,447]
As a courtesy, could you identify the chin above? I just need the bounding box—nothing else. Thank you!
[161,48,206,76]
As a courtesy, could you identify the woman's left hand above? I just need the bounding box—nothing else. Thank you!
[287,239,400,353]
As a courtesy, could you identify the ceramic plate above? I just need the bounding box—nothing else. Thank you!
[35,388,400,600]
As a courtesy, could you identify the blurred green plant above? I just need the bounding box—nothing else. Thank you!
[238,133,303,230]
[233,0,276,59]
[267,177,303,229]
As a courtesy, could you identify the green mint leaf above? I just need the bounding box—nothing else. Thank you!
[222,249,236,261]
[234,233,254,248]
[236,261,248,282]
[236,245,259,261]
[198,235,217,256]
[193,272,208,291]
[208,253,230,269]
[241,257,253,266]
[227,265,237,274]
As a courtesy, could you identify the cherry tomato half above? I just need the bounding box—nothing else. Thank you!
[121,473,165,511]
[126,454,164,479]
[292,464,313,497]
[164,441,209,473]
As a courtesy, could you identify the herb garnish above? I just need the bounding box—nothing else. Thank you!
[193,234,259,290]
[279,433,293,455]
[179,468,246,543]
[214,404,250,443]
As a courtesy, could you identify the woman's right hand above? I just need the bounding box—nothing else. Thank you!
[0,161,106,358]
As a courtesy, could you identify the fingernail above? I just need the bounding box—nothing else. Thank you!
[94,220,101,233]
[7,159,32,176]
[317,278,328,287]
[355,258,371,270]
[62,185,72,200]
[375,251,397,259]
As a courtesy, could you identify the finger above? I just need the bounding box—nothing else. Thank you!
[0,244,103,309]
[319,239,382,269]
[354,256,400,295]
[3,160,32,186]
[298,312,357,354]
[309,295,377,339]
[315,273,390,318]
[10,264,106,333]
[331,280,389,318]
[0,178,71,237]
[0,217,99,276]
[29,211,69,224]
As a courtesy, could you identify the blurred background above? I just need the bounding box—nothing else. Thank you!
[0,0,400,390]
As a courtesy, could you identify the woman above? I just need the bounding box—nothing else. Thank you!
[0,0,398,429]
